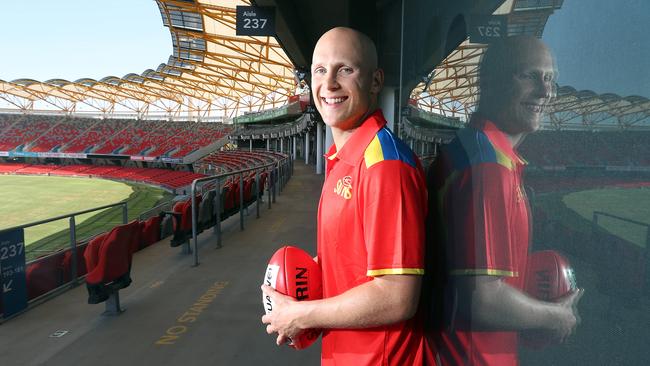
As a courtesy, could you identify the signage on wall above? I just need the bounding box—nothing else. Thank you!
[468,15,508,43]
[0,228,28,319]
[236,6,276,36]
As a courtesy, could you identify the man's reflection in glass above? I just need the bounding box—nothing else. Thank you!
[426,35,583,366]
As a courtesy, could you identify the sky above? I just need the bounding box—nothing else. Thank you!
[542,0,649,97]
[0,0,648,98]
[0,0,170,82]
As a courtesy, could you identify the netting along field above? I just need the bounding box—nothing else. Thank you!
[0,175,173,259]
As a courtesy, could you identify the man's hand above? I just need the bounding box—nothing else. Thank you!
[261,285,305,346]
[547,288,584,343]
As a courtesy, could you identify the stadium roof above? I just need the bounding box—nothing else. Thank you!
[0,0,297,119]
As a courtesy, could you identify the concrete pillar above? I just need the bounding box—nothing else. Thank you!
[305,131,310,165]
[280,138,284,153]
[292,135,297,160]
[249,139,253,152]
[316,121,324,174]
[266,138,270,151]
[378,87,397,132]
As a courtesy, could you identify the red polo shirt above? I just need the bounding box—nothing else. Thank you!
[429,118,530,366]
[317,110,430,366]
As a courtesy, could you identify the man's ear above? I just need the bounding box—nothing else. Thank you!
[370,68,384,95]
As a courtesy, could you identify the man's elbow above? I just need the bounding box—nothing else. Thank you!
[392,290,420,321]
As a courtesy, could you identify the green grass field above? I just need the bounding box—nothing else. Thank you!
[534,186,650,249]
[0,175,173,260]
[562,187,650,248]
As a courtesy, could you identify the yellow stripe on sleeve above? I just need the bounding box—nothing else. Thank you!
[450,269,517,277]
[367,268,425,276]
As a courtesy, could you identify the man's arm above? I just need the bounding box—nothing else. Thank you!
[454,275,582,342]
[261,274,421,345]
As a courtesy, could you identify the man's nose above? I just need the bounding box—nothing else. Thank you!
[536,79,554,99]
[325,73,340,90]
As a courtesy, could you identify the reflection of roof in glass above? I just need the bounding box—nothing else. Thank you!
[410,0,650,129]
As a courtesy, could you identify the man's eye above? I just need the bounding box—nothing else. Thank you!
[520,73,535,80]
[339,67,354,74]
[313,67,326,75]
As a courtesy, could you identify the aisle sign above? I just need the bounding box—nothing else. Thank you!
[468,15,508,43]
[0,228,27,318]
[236,6,275,36]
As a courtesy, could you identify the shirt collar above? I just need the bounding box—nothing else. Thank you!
[325,109,386,165]
[470,117,527,165]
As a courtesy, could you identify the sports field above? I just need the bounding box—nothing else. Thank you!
[0,175,173,260]
[563,186,650,248]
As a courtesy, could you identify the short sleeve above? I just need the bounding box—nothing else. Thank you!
[361,160,427,277]
[446,162,518,277]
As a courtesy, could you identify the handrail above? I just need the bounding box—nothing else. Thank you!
[593,210,650,228]
[188,153,292,267]
[0,201,127,235]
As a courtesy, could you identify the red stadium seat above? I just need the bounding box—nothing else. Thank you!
[62,243,89,283]
[140,215,162,248]
[26,251,66,300]
[84,221,140,308]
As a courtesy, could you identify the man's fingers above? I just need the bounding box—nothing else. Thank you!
[266,324,275,335]
[276,334,289,346]
[261,284,276,297]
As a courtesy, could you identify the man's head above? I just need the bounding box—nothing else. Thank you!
[311,27,384,132]
[477,36,557,136]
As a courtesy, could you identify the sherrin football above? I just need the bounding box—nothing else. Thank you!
[263,245,323,349]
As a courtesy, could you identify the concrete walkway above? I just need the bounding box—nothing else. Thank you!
[0,163,324,366]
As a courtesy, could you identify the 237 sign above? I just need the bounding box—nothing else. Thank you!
[236,6,275,36]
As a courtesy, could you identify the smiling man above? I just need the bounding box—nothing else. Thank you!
[261,27,433,365]
[426,36,583,365]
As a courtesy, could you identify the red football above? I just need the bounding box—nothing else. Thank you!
[263,245,323,349]
[522,250,577,348]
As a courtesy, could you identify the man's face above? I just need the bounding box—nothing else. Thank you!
[311,30,380,131]
[495,45,556,135]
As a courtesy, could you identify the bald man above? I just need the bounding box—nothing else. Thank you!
[426,36,583,365]
[262,27,433,365]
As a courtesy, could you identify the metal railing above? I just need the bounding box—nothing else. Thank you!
[186,154,293,267]
[0,202,128,319]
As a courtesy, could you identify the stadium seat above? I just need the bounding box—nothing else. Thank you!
[198,190,216,231]
[160,214,174,240]
[84,221,140,314]
[166,196,202,252]
[26,251,66,300]
[140,214,163,248]
[62,243,89,283]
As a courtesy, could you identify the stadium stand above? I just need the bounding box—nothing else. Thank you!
[0,162,207,190]
[0,114,233,158]
[519,130,650,167]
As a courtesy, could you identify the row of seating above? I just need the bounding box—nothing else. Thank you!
[0,162,206,190]
[197,149,281,174]
[164,170,270,249]
[519,130,650,167]
[5,215,162,311]
[0,114,232,159]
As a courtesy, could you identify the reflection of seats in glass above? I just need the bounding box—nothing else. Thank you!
[83,221,140,315]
